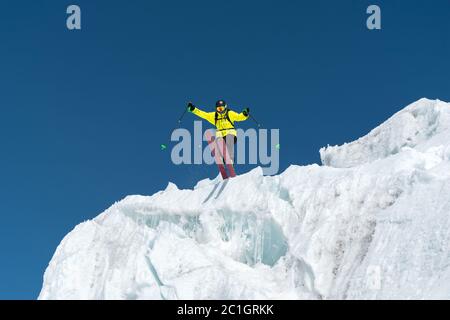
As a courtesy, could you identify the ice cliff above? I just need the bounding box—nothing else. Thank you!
[39,98,450,300]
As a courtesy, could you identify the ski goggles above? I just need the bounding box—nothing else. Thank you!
[216,106,227,113]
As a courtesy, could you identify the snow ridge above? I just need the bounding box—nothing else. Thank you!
[39,98,450,300]
[320,98,450,168]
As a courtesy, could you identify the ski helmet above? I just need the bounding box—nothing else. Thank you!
[215,100,227,108]
[215,100,227,113]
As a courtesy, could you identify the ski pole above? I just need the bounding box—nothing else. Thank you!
[248,113,276,148]
[249,114,261,128]
[161,104,190,150]
[177,106,188,124]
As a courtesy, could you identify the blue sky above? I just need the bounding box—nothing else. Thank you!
[0,0,449,299]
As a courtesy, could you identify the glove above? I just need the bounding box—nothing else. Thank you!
[187,102,196,112]
[242,107,250,117]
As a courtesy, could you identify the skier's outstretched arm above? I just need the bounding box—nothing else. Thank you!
[229,108,250,122]
[188,103,215,125]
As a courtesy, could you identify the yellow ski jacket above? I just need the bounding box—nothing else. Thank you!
[192,107,249,138]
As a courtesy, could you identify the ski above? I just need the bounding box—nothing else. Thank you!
[227,163,236,178]
[205,130,228,180]
[220,140,236,178]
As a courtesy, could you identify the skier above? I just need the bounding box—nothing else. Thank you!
[187,100,249,176]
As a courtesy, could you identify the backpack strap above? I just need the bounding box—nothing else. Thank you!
[215,109,235,130]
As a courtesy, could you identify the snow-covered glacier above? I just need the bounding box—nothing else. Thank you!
[39,98,450,300]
